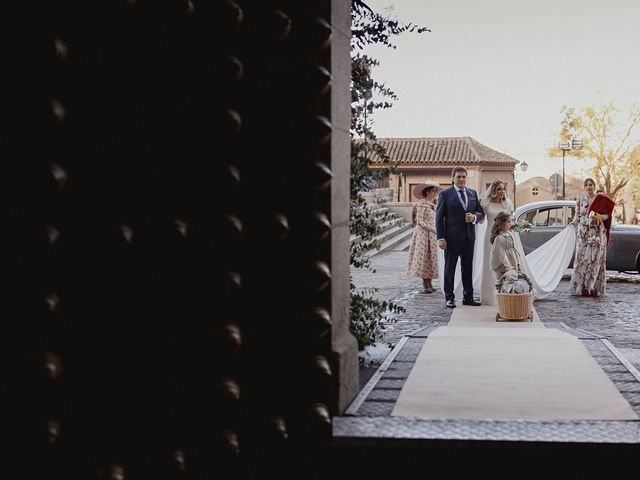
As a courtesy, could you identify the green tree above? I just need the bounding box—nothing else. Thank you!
[349,1,429,349]
[549,101,640,203]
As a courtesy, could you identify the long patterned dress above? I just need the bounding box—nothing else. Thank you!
[407,199,438,279]
[569,194,607,295]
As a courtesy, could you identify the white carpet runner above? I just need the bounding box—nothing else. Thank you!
[391,304,638,420]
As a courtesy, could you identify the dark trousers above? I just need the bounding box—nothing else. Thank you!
[443,239,475,301]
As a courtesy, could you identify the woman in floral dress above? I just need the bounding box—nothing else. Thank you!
[569,178,614,296]
[408,182,439,293]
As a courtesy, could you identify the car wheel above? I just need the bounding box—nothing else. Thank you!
[636,251,640,273]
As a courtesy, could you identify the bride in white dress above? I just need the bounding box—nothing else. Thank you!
[479,181,513,306]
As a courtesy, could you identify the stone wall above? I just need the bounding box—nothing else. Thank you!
[359,187,394,204]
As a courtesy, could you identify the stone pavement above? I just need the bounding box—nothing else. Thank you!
[351,249,640,371]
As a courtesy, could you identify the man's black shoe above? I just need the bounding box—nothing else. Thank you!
[446,300,456,308]
[462,299,481,306]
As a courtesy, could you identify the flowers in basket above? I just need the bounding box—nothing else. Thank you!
[495,270,533,294]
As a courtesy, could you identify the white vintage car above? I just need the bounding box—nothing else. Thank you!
[513,200,640,273]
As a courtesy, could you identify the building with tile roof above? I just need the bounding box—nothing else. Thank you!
[367,136,521,203]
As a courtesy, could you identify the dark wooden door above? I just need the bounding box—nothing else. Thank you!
[3,1,341,477]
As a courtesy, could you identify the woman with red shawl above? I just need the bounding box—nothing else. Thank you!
[569,178,615,296]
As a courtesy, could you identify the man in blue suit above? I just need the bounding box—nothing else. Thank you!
[436,166,485,308]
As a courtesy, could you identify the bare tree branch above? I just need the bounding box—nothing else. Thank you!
[611,113,640,161]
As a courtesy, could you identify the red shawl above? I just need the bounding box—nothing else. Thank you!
[587,193,615,244]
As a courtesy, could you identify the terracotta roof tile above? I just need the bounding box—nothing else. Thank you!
[367,137,519,166]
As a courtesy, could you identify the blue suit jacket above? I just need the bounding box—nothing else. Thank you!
[435,185,485,242]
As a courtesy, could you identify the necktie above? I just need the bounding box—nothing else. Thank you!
[459,189,466,206]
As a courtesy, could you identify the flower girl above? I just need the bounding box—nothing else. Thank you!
[490,212,521,275]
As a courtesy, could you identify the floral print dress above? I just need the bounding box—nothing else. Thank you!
[569,194,607,295]
[407,199,438,279]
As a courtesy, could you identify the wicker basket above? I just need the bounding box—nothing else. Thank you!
[495,292,533,321]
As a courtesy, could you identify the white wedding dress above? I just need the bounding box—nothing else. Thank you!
[437,202,576,302]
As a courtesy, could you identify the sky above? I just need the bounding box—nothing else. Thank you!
[362,0,640,182]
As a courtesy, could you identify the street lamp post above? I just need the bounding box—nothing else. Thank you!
[515,160,528,207]
[557,139,583,199]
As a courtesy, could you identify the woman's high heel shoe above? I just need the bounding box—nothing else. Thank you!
[422,279,435,293]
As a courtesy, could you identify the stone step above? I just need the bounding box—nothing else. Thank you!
[374,222,412,246]
[368,226,415,258]
[352,202,415,256]
[391,233,414,252]
[370,206,390,217]
[349,217,404,245]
